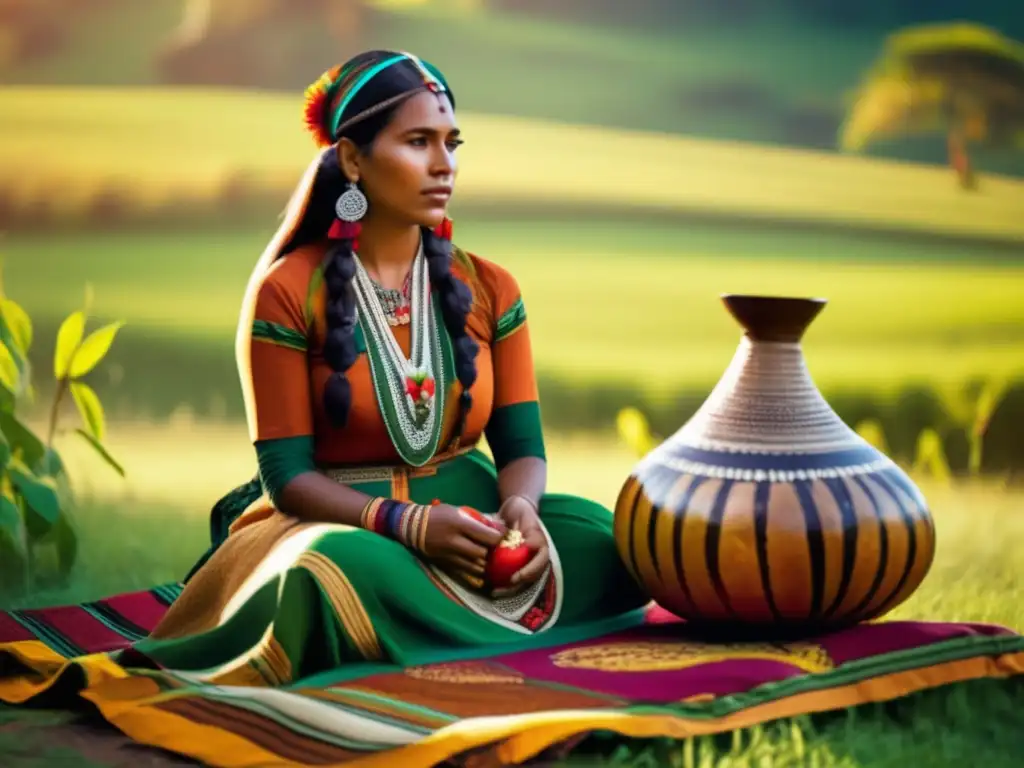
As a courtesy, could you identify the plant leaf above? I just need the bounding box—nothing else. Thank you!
[68,321,124,379]
[0,423,9,470]
[38,511,78,581]
[0,411,45,469]
[69,380,105,442]
[0,483,27,585]
[54,311,85,380]
[74,428,125,477]
[0,314,32,411]
[7,457,61,538]
[0,342,19,396]
[52,513,78,579]
[38,447,66,478]
[0,298,32,355]
[0,485,24,550]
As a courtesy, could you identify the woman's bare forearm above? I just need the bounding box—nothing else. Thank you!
[276,458,547,524]
[275,472,371,525]
[497,456,547,509]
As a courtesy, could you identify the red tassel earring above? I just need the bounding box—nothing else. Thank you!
[328,219,362,245]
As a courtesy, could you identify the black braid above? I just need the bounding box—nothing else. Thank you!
[321,236,360,428]
[422,226,479,445]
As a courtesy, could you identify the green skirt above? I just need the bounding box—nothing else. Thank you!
[129,451,650,684]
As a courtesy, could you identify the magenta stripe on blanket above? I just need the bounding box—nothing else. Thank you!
[0,613,33,644]
[815,620,1016,663]
[24,605,131,654]
[488,617,1019,703]
[102,592,171,634]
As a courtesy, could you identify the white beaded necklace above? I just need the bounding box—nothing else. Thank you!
[351,244,442,452]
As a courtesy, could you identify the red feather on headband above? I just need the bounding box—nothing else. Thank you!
[303,66,342,148]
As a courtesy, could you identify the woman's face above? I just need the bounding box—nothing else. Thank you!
[339,91,462,229]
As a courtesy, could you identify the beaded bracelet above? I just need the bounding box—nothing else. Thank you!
[360,497,431,553]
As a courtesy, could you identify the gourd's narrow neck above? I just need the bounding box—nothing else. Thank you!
[672,336,864,454]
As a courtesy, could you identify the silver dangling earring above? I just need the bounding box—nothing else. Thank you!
[335,181,368,222]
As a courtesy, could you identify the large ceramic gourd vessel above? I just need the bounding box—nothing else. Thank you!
[614,295,936,633]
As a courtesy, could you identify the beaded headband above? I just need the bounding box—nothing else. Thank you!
[302,52,450,149]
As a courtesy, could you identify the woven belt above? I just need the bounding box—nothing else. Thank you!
[321,444,476,501]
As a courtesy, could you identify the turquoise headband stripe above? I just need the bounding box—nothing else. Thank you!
[328,53,449,139]
[329,55,406,136]
[403,52,445,89]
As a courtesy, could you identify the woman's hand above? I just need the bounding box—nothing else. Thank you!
[422,503,506,584]
[493,495,549,597]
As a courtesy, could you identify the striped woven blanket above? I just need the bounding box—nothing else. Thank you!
[2,585,1023,766]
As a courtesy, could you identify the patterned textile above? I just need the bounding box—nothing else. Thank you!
[3,588,1022,767]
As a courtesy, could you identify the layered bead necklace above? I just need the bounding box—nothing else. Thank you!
[370,271,412,326]
[351,244,446,466]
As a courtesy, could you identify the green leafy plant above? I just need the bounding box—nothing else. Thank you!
[616,406,659,459]
[912,427,953,485]
[0,268,125,595]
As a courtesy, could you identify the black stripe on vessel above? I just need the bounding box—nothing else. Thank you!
[753,481,782,621]
[821,477,858,619]
[847,475,890,621]
[619,476,644,583]
[641,463,683,584]
[705,479,737,618]
[870,470,918,615]
[671,476,706,613]
[793,480,826,617]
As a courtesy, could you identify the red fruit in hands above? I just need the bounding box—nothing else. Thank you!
[486,529,533,588]
[431,500,503,532]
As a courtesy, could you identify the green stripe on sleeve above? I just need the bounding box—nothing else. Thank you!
[485,401,546,470]
[495,297,526,342]
[255,436,316,506]
[252,320,308,352]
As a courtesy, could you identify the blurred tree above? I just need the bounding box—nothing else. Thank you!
[839,23,1024,190]
[157,0,369,89]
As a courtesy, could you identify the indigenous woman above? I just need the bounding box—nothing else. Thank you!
[131,49,650,679]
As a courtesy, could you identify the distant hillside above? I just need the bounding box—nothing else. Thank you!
[2,85,1024,241]
[1,0,1023,176]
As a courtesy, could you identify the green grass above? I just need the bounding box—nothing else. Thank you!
[559,679,1024,766]
[2,425,1022,766]
[8,423,1023,630]
[2,223,1023,426]
[3,86,1024,240]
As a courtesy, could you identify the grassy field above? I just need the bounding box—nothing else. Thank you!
[3,223,1023,429]
[3,87,1024,240]
[7,421,1023,631]
[2,422,1022,766]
